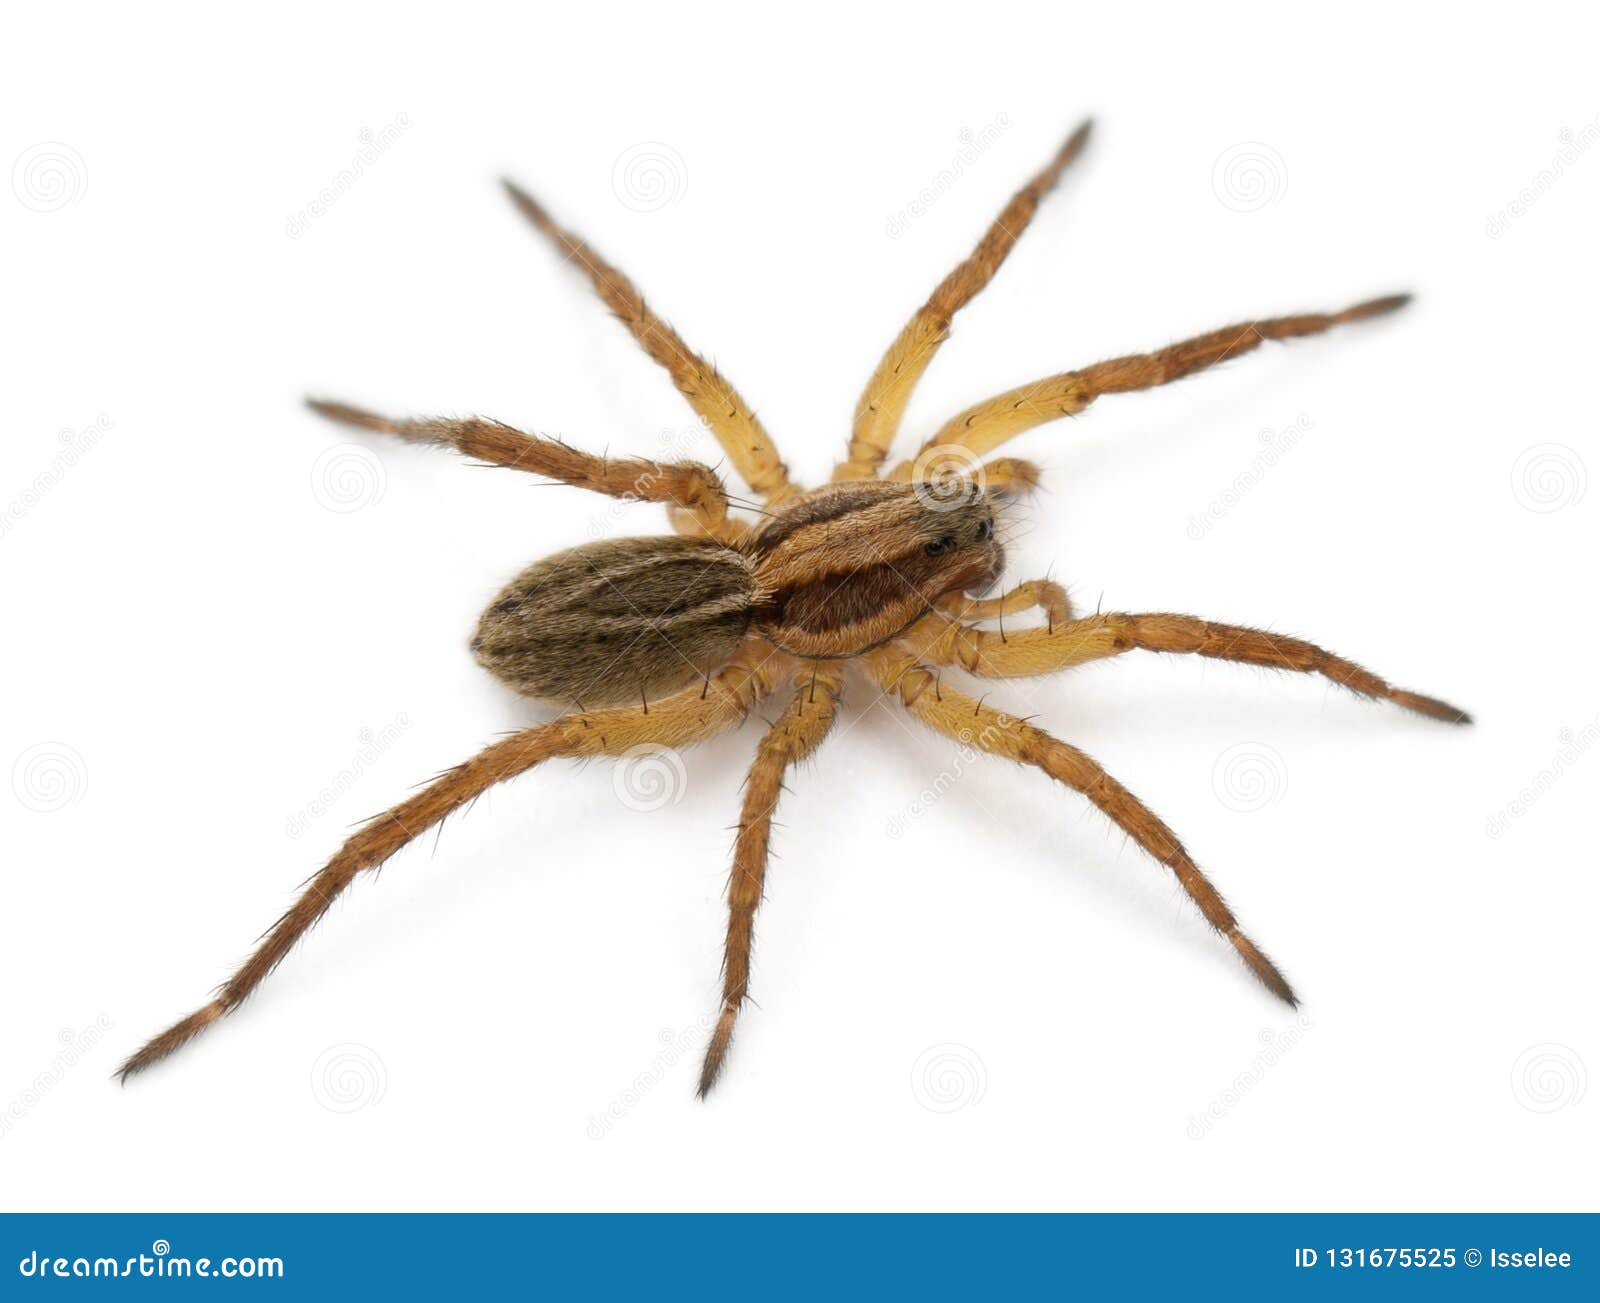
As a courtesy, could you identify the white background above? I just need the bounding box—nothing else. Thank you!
[2,1,1594,1212]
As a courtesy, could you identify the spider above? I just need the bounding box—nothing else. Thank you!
[120,120,1468,1095]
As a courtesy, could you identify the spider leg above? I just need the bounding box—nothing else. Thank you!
[864,646,1296,1004]
[886,295,1408,476]
[305,399,734,538]
[699,662,844,1097]
[974,457,1044,500]
[118,642,792,1081]
[901,607,1470,724]
[936,576,1072,626]
[500,179,794,504]
[833,120,1093,482]
[667,506,755,545]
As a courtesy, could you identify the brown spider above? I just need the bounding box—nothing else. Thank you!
[120,120,1468,1095]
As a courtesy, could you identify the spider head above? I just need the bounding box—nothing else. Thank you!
[907,477,1006,598]
[748,479,1006,657]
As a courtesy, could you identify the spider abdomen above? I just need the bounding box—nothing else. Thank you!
[472,535,758,706]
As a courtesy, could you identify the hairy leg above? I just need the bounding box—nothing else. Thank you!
[900,609,1470,724]
[501,180,793,503]
[833,120,1093,482]
[936,576,1072,628]
[119,642,792,1080]
[668,504,755,545]
[863,646,1296,1004]
[699,662,844,1096]
[911,454,1044,500]
[973,457,1044,500]
[887,295,1408,476]
[307,399,733,537]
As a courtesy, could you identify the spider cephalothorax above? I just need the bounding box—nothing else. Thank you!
[747,479,1006,660]
[121,120,1467,1095]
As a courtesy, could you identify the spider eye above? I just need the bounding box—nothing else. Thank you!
[925,537,955,557]
[976,517,994,541]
